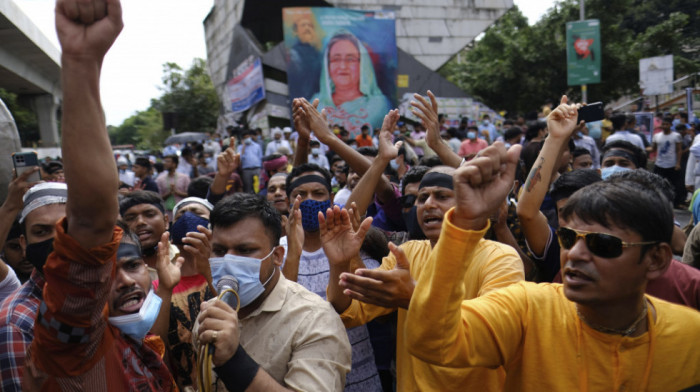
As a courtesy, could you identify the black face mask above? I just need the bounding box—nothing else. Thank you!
[25,237,55,274]
[402,206,426,240]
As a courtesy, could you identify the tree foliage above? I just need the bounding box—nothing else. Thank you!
[150,58,219,134]
[108,107,164,150]
[440,0,700,115]
[0,88,39,146]
[109,58,220,150]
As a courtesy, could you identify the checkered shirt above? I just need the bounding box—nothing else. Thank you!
[0,270,44,392]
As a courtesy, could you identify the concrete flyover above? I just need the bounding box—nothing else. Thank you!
[0,0,61,147]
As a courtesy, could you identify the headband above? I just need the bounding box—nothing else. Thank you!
[119,197,165,218]
[20,183,68,223]
[287,174,331,196]
[418,172,454,190]
[602,149,639,168]
[172,197,213,220]
[117,242,142,260]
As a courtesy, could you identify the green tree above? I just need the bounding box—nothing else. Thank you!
[0,88,39,146]
[150,58,219,134]
[109,107,164,150]
[441,1,699,115]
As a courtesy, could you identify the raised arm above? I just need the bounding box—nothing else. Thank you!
[516,96,579,256]
[292,98,316,166]
[406,142,524,367]
[26,0,125,381]
[320,205,373,314]
[345,110,399,216]
[412,91,462,168]
[59,0,122,248]
[298,98,396,203]
[209,137,240,204]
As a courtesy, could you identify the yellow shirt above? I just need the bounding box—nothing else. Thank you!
[338,213,524,391]
[407,209,700,391]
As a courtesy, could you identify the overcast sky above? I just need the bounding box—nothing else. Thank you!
[16,0,556,127]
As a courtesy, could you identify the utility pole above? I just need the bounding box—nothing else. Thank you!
[580,0,587,103]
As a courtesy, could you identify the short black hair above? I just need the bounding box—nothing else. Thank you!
[188,176,214,198]
[210,193,281,247]
[601,140,647,169]
[134,156,152,170]
[611,113,627,130]
[572,147,592,159]
[550,169,601,203]
[605,169,675,206]
[119,190,165,217]
[504,126,523,141]
[286,163,333,196]
[419,155,442,167]
[357,146,378,157]
[561,180,673,245]
[164,154,179,165]
[401,165,429,195]
[309,140,321,148]
[525,121,546,141]
[116,220,142,253]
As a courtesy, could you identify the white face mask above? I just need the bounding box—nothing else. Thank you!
[108,289,162,341]
[209,249,276,308]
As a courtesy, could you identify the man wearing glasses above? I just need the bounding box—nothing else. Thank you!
[405,98,700,390]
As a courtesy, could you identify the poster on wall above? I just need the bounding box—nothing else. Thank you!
[282,7,397,138]
[226,56,266,113]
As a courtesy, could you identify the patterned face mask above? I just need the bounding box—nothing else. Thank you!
[298,199,332,232]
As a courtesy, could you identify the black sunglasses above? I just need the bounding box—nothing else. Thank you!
[556,227,657,258]
[398,194,417,209]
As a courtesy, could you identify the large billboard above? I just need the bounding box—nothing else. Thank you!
[566,20,601,86]
[283,7,397,137]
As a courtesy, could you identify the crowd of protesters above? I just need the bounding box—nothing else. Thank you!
[1,1,700,391]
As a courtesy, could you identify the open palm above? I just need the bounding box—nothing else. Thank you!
[319,205,372,267]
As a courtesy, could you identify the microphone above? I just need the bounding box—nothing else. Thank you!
[216,275,240,310]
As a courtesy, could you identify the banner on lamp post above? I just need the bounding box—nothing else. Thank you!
[566,19,601,86]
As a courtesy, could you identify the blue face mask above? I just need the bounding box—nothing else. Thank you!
[389,159,400,170]
[209,249,276,308]
[170,212,209,246]
[108,289,162,341]
[467,131,476,140]
[244,138,252,145]
[600,165,632,180]
[298,199,332,232]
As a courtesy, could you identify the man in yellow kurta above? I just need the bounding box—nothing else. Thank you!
[406,97,700,391]
[320,164,524,390]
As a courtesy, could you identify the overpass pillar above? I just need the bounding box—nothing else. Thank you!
[34,94,59,147]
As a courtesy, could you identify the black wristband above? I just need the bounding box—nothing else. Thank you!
[214,345,260,392]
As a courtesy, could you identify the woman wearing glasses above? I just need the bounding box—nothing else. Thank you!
[312,31,391,137]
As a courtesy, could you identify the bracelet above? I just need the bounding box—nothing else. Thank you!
[214,345,260,392]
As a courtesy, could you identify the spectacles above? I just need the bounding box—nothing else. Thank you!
[556,227,657,258]
[399,194,417,209]
[329,56,360,65]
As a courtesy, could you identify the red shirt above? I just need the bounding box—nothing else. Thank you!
[25,220,176,391]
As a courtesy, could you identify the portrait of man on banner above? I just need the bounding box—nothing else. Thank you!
[283,7,397,138]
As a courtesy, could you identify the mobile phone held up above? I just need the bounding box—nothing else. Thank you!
[577,102,604,124]
[12,151,42,182]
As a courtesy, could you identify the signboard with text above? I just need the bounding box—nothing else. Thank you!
[566,20,601,86]
[226,56,265,113]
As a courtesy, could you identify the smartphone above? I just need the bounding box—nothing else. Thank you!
[12,152,42,182]
[577,102,604,124]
